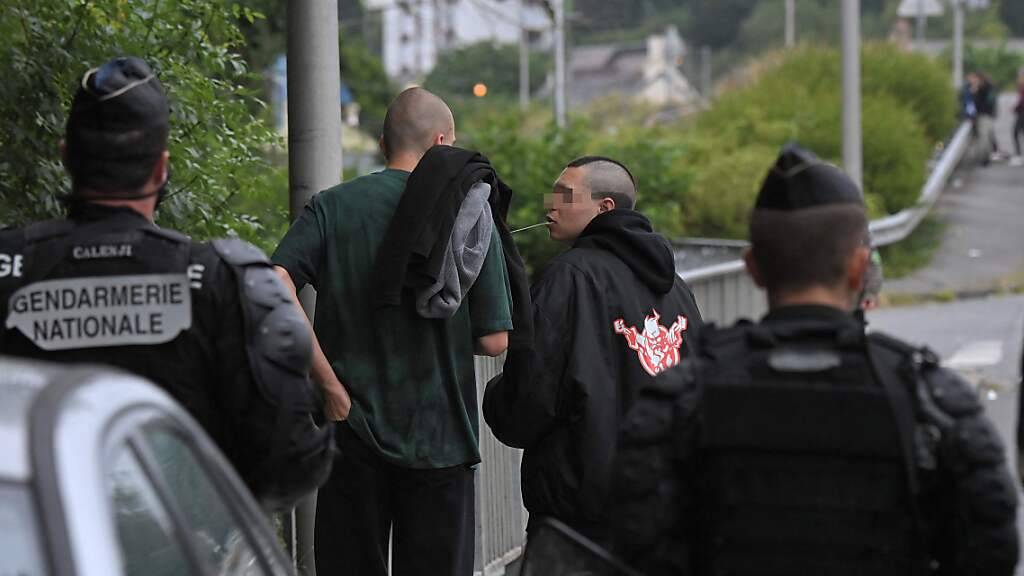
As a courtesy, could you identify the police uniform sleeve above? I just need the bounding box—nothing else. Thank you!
[924,364,1019,575]
[209,239,334,511]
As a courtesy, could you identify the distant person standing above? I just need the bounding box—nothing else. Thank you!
[963,71,996,166]
[979,73,1003,162]
[1011,67,1024,167]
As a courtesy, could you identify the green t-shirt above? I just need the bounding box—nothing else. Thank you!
[272,169,513,468]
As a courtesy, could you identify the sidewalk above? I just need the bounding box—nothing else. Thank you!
[885,94,1024,297]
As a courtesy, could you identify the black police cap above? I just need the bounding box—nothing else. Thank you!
[755,143,863,211]
[66,57,169,162]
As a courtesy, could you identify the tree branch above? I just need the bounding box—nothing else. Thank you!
[63,0,92,51]
[143,0,161,46]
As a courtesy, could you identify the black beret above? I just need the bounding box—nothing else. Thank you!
[755,143,863,211]
[66,57,169,162]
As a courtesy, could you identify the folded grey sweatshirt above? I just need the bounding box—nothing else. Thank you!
[416,181,494,318]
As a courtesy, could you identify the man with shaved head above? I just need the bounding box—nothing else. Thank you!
[483,156,703,544]
[381,86,455,163]
[272,87,512,575]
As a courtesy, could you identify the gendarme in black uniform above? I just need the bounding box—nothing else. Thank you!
[611,145,1019,575]
[0,57,332,510]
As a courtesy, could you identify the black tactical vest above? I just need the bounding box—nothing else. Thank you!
[0,210,221,434]
[691,318,924,575]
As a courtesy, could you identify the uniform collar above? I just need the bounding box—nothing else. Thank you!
[763,304,854,323]
[67,200,150,223]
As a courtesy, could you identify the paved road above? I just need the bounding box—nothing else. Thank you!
[870,295,1024,572]
[887,94,1024,296]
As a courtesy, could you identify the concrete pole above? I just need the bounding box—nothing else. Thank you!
[286,1,343,574]
[915,0,927,45]
[700,45,712,103]
[841,0,862,189]
[553,0,567,127]
[785,0,796,48]
[952,0,964,89]
[520,1,530,110]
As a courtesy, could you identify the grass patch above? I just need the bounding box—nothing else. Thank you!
[878,215,945,280]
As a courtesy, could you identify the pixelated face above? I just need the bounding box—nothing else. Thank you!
[545,167,602,242]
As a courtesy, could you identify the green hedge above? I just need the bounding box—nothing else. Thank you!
[455,44,955,273]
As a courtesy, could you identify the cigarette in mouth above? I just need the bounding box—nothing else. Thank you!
[511,222,552,234]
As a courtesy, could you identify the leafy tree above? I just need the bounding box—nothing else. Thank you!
[0,0,278,246]
[424,42,551,103]
[236,0,393,136]
[340,34,395,137]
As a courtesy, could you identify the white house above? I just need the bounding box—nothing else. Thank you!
[364,0,551,82]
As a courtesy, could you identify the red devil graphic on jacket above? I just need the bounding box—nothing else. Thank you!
[613,309,688,377]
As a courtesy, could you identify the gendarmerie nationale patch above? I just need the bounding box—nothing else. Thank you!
[5,274,191,350]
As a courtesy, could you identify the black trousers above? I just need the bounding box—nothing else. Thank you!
[1014,114,1024,156]
[314,424,475,576]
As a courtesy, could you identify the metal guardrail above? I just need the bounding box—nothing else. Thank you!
[474,355,525,576]
[868,122,972,247]
[471,122,974,573]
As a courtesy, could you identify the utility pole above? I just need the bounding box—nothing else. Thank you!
[952,0,964,89]
[785,0,796,48]
[553,0,567,127]
[520,0,530,110]
[841,0,862,189]
[286,0,342,572]
[916,0,927,45]
[700,45,712,104]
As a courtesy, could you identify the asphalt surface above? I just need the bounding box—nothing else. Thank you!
[887,94,1024,296]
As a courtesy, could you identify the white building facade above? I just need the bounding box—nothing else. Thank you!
[364,0,551,82]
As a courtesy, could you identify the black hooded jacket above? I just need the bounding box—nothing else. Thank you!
[483,209,702,540]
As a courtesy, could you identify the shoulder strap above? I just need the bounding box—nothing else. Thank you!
[211,238,270,267]
[20,220,77,284]
[865,333,927,563]
[23,219,75,243]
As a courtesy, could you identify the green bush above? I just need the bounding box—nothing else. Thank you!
[457,44,953,270]
[683,45,942,230]
[861,44,956,142]
[949,44,1024,90]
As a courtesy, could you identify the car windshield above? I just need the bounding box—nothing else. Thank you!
[0,482,48,575]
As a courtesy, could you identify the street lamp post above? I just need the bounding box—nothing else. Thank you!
[952,0,964,89]
[916,0,927,44]
[785,0,796,48]
[286,1,343,572]
[553,0,566,127]
[520,0,530,110]
[841,0,862,189]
